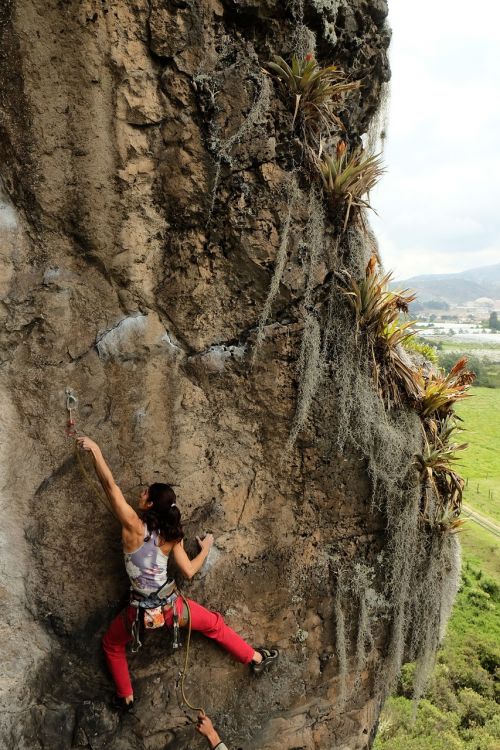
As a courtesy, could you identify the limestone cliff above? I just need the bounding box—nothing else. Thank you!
[0,2,457,749]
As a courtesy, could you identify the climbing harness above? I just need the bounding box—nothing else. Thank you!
[128,580,181,652]
[128,585,205,715]
[65,388,205,718]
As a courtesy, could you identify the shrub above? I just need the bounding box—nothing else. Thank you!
[457,688,497,729]
[404,336,439,365]
[374,696,462,750]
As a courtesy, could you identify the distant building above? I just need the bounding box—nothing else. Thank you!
[453,297,498,321]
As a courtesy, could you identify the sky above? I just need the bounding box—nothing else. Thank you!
[370,0,500,280]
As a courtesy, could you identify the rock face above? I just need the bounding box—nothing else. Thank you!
[0,1,399,748]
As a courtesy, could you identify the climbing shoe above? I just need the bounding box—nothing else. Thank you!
[251,647,279,674]
[110,695,135,713]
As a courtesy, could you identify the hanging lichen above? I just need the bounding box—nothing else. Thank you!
[283,185,329,452]
[288,0,317,59]
[285,310,323,453]
[321,226,468,710]
[303,185,326,305]
[255,9,472,722]
[366,81,391,154]
[350,563,387,675]
[252,175,301,358]
[203,73,272,225]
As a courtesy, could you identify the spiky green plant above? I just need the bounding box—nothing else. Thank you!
[341,257,422,405]
[342,257,416,337]
[419,357,476,418]
[416,417,467,482]
[318,142,385,228]
[378,321,424,403]
[416,415,468,533]
[265,54,359,140]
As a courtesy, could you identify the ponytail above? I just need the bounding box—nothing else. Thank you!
[141,483,184,543]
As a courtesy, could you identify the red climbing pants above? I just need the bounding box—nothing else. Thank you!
[102,597,255,697]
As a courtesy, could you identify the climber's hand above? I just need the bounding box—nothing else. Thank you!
[196,533,214,551]
[77,436,100,454]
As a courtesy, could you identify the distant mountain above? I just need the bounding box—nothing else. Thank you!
[393,263,500,306]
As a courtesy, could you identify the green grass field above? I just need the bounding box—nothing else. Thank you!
[460,523,500,579]
[374,546,500,750]
[374,562,500,750]
[374,380,500,750]
[455,388,500,525]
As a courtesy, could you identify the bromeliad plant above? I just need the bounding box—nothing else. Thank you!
[341,257,422,405]
[265,54,359,146]
[343,256,415,337]
[265,55,381,231]
[378,320,424,405]
[416,415,468,533]
[419,357,475,419]
[413,358,475,532]
[318,141,385,229]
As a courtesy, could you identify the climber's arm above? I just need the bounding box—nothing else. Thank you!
[76,437,140,530]
[171,535,214,580]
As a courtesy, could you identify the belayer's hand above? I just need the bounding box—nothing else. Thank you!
[196,713,214,736]
[196,533,214,551]
[196,713,221,748]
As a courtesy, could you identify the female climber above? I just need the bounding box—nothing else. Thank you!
[77,436,279,709]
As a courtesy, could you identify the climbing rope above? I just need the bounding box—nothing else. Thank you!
[176,593,206,718]
[65,388,117,520]
[73,441,118,520]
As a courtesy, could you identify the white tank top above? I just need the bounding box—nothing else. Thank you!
[124,523,170,595]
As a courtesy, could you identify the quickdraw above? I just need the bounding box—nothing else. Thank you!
[65,388,78,437]
[65,388,117,520]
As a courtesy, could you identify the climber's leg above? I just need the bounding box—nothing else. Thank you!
[165,598,255,664]
[102,606,136,699]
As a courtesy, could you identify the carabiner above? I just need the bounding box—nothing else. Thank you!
[66,388,77,411]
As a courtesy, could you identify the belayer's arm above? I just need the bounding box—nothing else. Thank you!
[76,436,140,531]
[171,534,214,580]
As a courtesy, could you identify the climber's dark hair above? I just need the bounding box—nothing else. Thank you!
[140,483,184,543]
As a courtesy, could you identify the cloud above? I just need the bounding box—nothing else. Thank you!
[372,1,500,279]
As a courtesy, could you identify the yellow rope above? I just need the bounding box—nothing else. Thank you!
[178,594,206,717]
[73,441,118,521]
